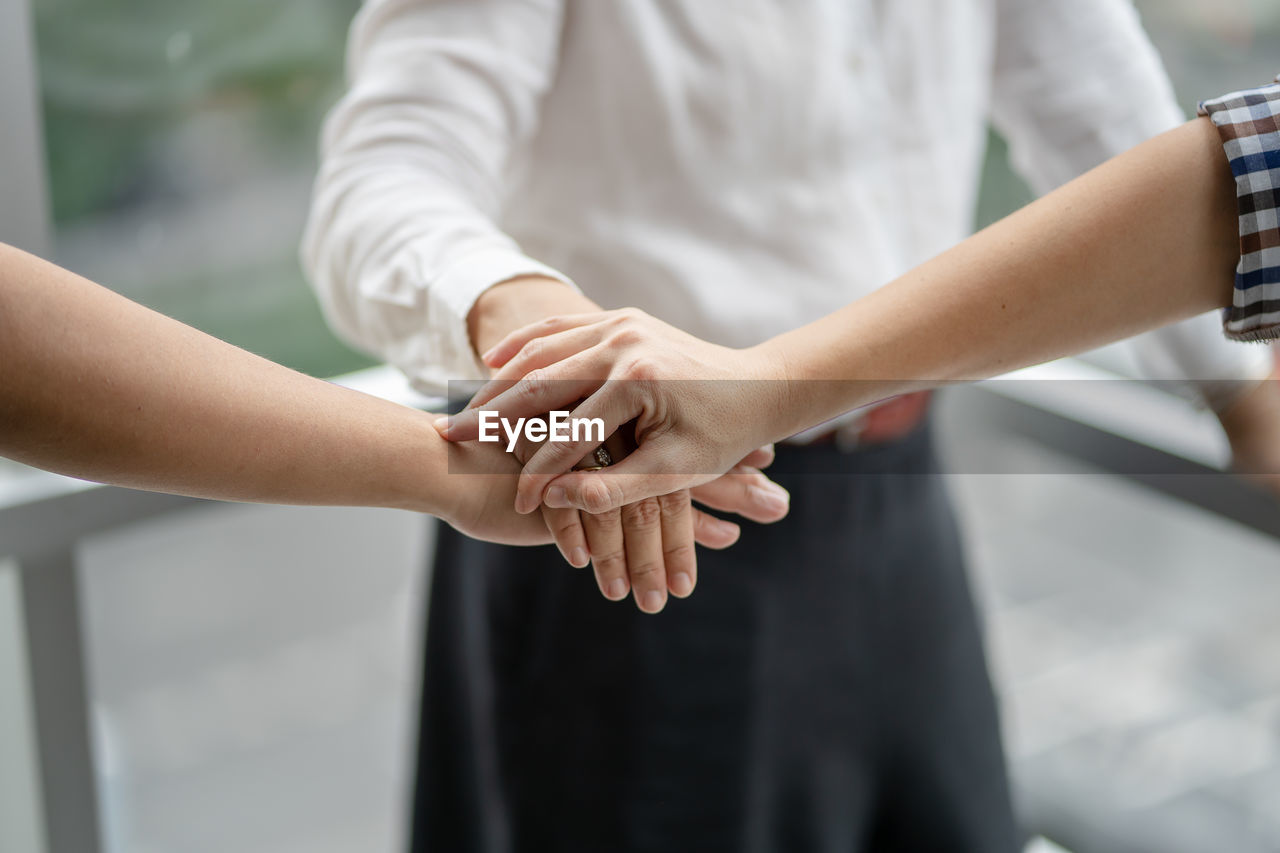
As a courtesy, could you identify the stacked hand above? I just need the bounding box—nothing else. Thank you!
[440,433,786,613]
[448,424,787,613]
[456,281,791,614]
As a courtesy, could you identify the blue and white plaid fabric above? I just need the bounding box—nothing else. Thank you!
[1199,76,1280,342]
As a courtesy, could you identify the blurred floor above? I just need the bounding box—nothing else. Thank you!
[951,437,1280,853]
[78,504,430,853]
[70,433,1280,853]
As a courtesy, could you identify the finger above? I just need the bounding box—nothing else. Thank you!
[482,312,612,368]
[692,509,741,549]
[467,343,606,412]
[689,466,791,524]
[487,323,616,385]
[582,508,629,602]
[621,498,667,614]
[657,490,696,598]
[537,441,702,514]
[443,369,604,443]
[740,444,776,470]
[543,505,590,568]
[514,389,642,512]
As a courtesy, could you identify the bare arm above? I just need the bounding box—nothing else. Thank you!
[0,243,546,545]
[767,116,1239,434]
[441,118,1249,513]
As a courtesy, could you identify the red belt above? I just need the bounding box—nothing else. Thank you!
[807,391,932,448]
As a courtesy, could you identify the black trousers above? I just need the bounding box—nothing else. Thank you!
[410,424,1020,853]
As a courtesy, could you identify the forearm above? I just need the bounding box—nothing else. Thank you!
[761,117,1238,438]
[0,244,449,514]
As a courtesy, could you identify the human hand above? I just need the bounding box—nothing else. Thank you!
[465,281,788,612]
[570,447,787,613]
[1217,372,1280,497]
[509,424,786,612]
[440,436,557,547]
[438,308,791,515]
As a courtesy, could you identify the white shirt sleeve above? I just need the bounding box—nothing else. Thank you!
[300,0,575,394]
[990,0,1273,409]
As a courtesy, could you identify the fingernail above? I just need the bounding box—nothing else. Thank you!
[571,547,589,568]
[671,572,694,597]
[606,578,628,600]
[640,590,666,613]
[433,415,450,434]
[481,345,498,363]
[545,486,569,508]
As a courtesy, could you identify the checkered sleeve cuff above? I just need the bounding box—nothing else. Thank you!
[1198,76,1280,342]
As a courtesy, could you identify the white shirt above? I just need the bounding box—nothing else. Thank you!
[301,0,1271,403]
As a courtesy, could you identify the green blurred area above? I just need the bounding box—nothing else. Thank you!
[36,0,359,221]
[35,0,373,378]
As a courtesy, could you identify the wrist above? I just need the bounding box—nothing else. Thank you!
[748,335,829,440]
[378,415,453,517]
[742,338,808,444]
[468,275,599,358]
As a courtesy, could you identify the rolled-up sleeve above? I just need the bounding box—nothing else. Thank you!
[1198,77,1280,344]
[991,0,1273,407]
[300,0,574,393]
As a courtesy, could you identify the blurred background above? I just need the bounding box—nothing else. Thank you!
[1,1,1279,852]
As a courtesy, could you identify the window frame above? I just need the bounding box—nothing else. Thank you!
[0,0,51,258]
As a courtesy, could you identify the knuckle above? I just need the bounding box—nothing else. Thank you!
[583,506,622,532]
[592,549,627,575]
[518,369,548,401]
[609,327,642,347]
[516,336,542,365]
[657,491,692,520]
[627,559,663,582]
[622,497,663,527]
[580,479,618,514]
[662,542,696,567]
[621,356,658,382]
